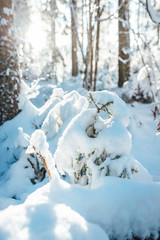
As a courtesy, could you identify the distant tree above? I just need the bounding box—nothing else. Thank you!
[118,0,130,87]
[0,0,20,125]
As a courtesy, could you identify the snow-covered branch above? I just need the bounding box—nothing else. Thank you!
[139,0,145,6]
[146,0,160,23]
[140,0,160,23]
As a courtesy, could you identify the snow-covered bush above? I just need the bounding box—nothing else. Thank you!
[122,65,155,103]
[14,89,151,189]
[5,128,47,199]
[34,88,65,128]
[26,129,56,179]
[42,90,88,139]
[53,90,151,186]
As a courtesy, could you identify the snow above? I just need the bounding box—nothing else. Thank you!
[122,64,156,103]
[53,91,151,186]
[42,90,88,139]
[0,18,8,26]
[0,181,108,240]
[0,176,160,240]
[89,90,130,127]
[14,127,30,148]
[0,81,160,239]
[128,103,160,181]
[3,7,14,16]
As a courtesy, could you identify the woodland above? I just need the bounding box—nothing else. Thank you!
[0,0,160,240]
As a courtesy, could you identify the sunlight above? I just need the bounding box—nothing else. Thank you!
[26,13,47,56]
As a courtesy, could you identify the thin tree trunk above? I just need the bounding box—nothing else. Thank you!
[82,0,84,53]
[50,0,57,79]
[83,0,92,90]
[94,0,101,91]
[89,0,93,90]
[137,1,140,35]
[118,0,130,87]
[0,0,20,125]
[71,0,78,76]
[158,25,160,45]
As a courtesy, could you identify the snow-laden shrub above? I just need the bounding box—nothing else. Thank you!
[33,88,64,128]
[26,129,56,179]
[5,128,47,199]
[42,90,88,139]
[53,90,151,186]
[122,65,155,103]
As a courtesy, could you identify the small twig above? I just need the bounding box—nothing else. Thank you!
[88,93,113,115]
[99,101,114,115]
[88,92,100,111]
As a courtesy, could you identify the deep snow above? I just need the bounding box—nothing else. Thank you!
[0,79,160,240]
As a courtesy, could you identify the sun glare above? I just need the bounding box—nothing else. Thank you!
[26,14,47,55]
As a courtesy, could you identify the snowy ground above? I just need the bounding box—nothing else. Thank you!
[0,79,160,240]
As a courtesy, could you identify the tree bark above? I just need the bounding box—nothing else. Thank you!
[0,0,20,125]
[118,0,130,87]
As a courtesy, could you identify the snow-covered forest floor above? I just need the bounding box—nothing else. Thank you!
[0,78,160,240]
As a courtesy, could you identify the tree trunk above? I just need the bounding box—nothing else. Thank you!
[93,0,101,91]
[118,0,130,87]
[88,0,93,90]
[71,0,78,76]
[0,0,20,125]
[50,0,57,80]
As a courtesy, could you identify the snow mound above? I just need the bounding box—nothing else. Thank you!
[0,181,108,240]
[0,176,160,240]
